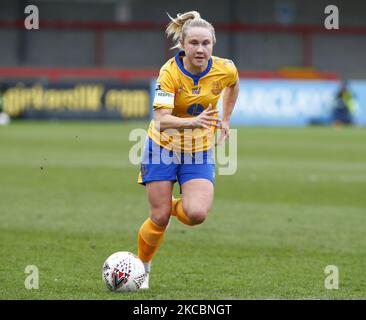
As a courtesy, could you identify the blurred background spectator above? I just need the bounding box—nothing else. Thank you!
[332,81,356,126]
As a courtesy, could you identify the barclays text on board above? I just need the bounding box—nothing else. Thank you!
[223,79,366,126]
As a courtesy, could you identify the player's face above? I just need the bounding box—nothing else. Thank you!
[182,27,213,73]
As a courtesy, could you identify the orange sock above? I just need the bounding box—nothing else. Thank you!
[137,218,166,263]
[171,198,194,226]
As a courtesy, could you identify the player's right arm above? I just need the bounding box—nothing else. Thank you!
[154,104,220,131]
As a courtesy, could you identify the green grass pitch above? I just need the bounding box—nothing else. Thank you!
[0,121,365,299]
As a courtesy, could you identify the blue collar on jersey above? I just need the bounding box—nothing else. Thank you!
[175,51,212,86]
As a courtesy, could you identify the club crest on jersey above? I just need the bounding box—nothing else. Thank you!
[211,81,223,95]
[192,86,201,95]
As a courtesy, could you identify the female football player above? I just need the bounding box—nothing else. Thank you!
[136,11,240,289]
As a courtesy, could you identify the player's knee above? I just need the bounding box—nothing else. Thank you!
[186,208,208,225]
[150,205,171,227]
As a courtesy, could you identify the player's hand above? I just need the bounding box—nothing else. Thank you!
[215,119,230,146]
[191,104,221,130]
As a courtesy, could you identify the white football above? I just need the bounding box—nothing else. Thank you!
[102,251,146,292]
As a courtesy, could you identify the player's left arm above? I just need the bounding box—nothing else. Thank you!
[217,79,240,146]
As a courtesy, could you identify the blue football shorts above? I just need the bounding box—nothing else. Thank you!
[138,136,215,187]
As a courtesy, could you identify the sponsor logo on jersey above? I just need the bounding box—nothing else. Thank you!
[187,104,204,116]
